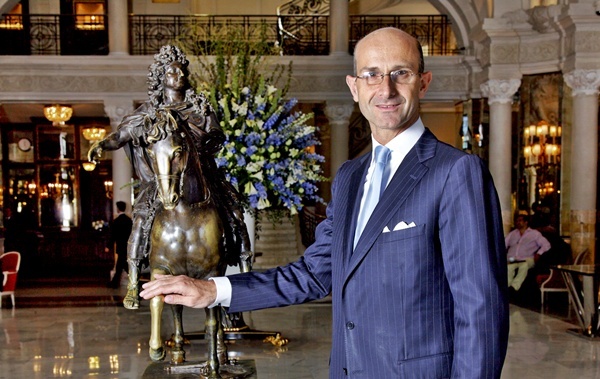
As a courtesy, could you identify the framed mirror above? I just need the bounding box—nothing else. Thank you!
[37,126,76,161]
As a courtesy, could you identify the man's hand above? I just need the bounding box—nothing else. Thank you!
[139,274,217,308]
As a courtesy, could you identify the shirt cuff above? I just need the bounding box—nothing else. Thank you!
[208,276,232,308]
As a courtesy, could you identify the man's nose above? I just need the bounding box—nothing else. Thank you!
[379,75,398,96]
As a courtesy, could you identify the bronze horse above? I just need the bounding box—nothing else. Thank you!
[144,110,229,377]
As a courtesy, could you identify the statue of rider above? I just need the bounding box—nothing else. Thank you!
[89,45,252,309]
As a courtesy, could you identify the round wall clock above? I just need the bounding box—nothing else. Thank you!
[17,138,32,152]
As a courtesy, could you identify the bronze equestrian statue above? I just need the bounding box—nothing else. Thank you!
[88,45,252,310]
[144,108,234,376]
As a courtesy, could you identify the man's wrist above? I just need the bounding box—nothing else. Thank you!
[208,276,232,308]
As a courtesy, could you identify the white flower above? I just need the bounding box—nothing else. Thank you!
[266,85,277,95]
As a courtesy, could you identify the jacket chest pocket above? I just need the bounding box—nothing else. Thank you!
[378,223,425,243]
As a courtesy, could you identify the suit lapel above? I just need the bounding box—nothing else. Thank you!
[345,129,438,281]
[340,155,370,266]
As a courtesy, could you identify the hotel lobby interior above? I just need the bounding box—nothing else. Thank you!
[2,0,600,377]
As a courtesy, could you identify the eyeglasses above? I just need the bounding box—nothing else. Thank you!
[354,69,420,85]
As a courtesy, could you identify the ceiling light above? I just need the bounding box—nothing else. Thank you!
[82,126,107,141]
[44,104,73,126]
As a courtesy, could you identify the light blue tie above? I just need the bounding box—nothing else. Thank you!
[354,145,391,248]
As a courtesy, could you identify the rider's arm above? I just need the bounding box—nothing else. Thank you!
[88,113,146,162]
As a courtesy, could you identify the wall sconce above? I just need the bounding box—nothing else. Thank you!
[44,104,73,126]
[82,126,106,142]
[104,180,113,199]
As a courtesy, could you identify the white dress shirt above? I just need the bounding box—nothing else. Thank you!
[355,119,425,223]
[210,119,426,308]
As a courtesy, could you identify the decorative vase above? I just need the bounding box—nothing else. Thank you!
[243,209,256,253]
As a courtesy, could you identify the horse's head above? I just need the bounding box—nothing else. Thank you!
[145,111,189,210]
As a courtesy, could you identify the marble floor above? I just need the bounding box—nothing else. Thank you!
[1,279,599,378]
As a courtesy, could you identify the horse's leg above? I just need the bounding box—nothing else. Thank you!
[216,308,228,365]
[169,304,186,364]
[204,307,222,378]
[148,270,166,361]
[124,258,141,309]
[123,214,145,309]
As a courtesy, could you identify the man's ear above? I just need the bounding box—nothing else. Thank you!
[418,71,433,99]
[345,75,359,102]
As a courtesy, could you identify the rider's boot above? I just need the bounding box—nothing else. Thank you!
[123,259,141,309]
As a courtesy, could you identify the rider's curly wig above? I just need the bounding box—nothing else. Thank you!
[147,45,193,110]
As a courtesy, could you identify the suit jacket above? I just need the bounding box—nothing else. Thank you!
[229,129,509,378]
[109,213,133,256]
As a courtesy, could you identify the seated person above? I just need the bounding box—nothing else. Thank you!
[506,214,551,292]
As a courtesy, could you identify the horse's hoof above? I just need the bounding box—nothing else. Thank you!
[149,346,165,361]
[170,349,186,365]
[200,366,222,379]
[123,287,139,310]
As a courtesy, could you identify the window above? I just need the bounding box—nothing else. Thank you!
[74,1,105,30]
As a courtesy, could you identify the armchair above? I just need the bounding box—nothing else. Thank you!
[1,251,21,308]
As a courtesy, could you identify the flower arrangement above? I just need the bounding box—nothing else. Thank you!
[212,83,325,215]
[189,28,326,216]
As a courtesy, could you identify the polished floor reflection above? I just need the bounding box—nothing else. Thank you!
[1,280,599,378]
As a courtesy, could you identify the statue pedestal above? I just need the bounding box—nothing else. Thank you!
[254,213,302,269]
[142,359,256,378]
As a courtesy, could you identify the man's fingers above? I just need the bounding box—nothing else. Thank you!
[138,275,215,308]
[163,294,197,307]
[140,279,180,299]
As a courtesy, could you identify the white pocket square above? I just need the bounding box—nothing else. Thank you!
[382,226,391,233]
[393,221,416,231]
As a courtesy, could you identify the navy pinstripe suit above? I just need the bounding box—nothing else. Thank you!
[228,128,509,378]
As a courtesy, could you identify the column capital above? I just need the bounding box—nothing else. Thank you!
[564,69,600,97]
[324,101,354,123]
[480,79,521,105]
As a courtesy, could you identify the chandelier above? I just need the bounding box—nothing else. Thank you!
[523,121,561,166]
[43,104,73,126]
[523,120,561,199]
[82,126,106,141]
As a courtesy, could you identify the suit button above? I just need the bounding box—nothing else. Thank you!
[346,321,355,330]
[343,368,348,375]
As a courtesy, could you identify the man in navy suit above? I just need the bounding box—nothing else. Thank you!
[141,27,509,378]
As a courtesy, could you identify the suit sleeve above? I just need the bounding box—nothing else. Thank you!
[438,154,509,379]
[227,171,341,313]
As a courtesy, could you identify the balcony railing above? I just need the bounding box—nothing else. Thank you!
[0,13,458,56]
[0,14,108,55]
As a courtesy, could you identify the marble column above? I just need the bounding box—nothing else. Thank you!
[324,101,354,178]
[564,69,600,262]
[481,79,521,234]
[104,100,135,213]
[108,0,129,55]
[329,0,349,56]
